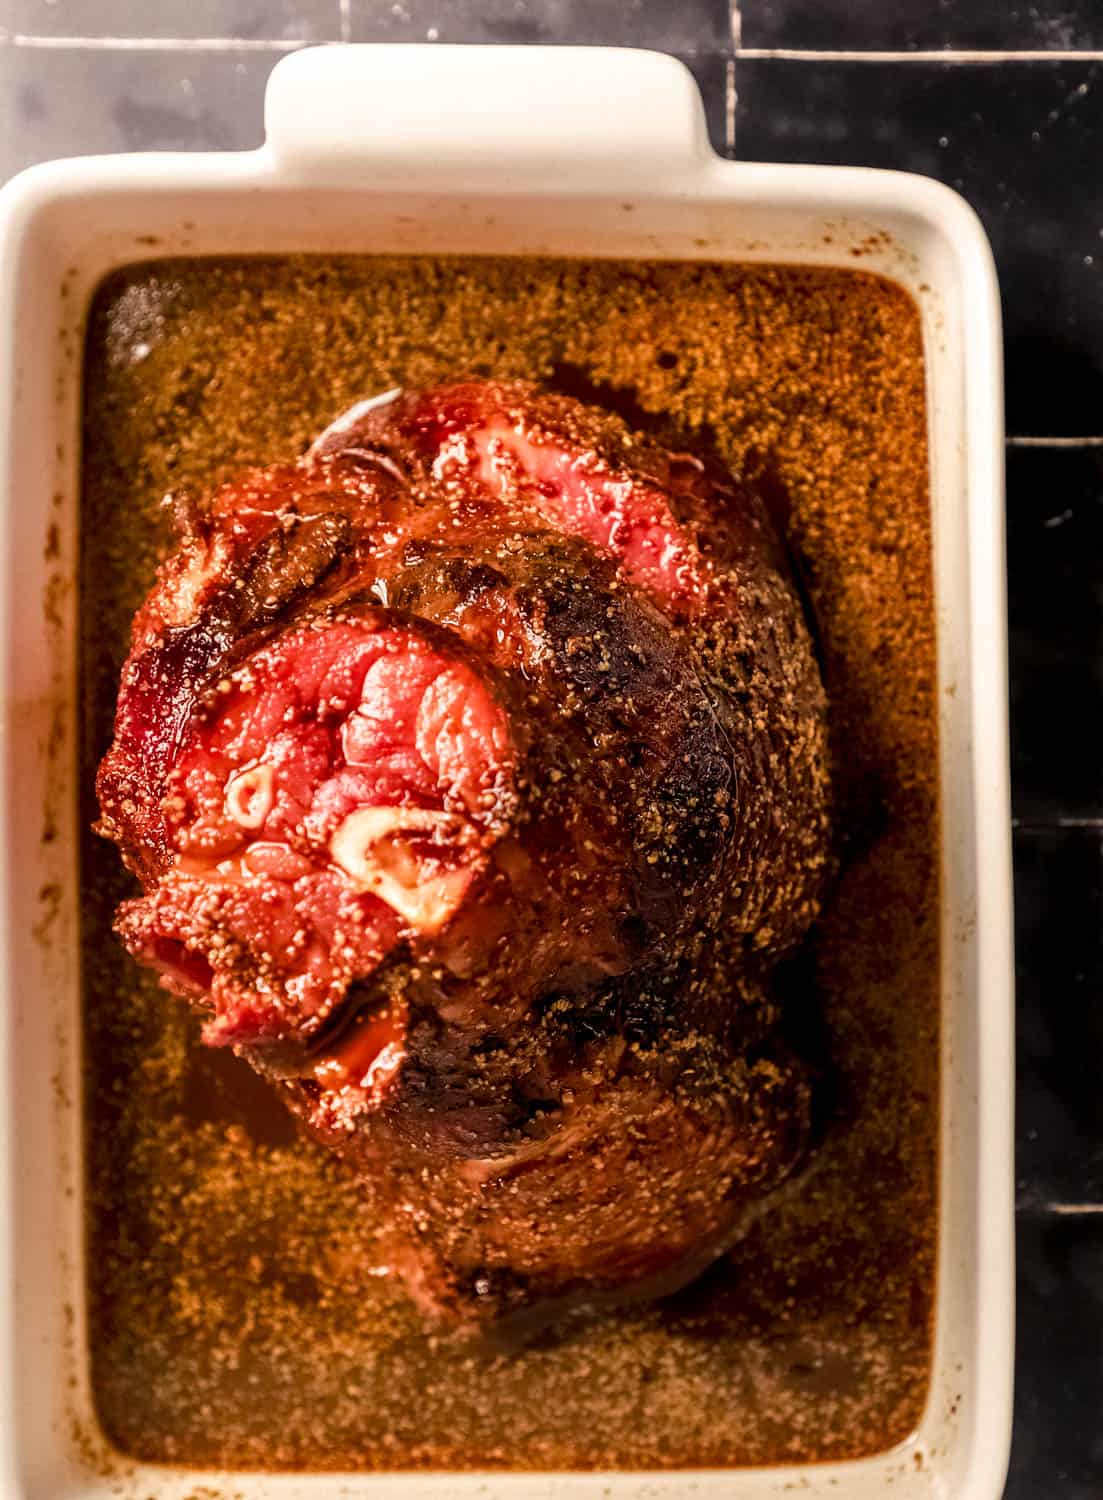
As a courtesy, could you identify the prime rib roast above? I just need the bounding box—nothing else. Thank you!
[96,379,830,1329]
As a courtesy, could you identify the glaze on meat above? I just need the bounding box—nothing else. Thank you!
[97,380,830,1326]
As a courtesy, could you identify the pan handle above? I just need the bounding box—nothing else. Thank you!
[264,43,713,183]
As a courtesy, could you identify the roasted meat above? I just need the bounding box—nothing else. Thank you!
[97,380,830,1327]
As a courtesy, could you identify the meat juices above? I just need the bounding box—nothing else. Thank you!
[96,379,830,1325]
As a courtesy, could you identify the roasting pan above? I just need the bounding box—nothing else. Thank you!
[0,43,1013,1500]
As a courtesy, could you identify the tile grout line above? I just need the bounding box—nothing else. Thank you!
[6,33,310,51]
[734,46,1103,62]
[1007,435,1103,447]
[724,57,736,158]
[1012,817,1103,830]
[2,34,1103,60]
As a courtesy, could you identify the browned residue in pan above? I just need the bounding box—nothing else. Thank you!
[80,255,938,1472]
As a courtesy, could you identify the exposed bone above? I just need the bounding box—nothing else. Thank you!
[329,806,475,933]
[224,765,275,829]
[307,388,404,461]
[339,448,408,484]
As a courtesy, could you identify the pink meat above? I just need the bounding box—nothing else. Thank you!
[113,614,514,1050]
[308,381,711,609]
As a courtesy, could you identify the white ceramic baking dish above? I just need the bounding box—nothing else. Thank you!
[0,42,1013,1500]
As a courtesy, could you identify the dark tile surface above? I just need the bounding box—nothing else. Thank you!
[8,0,336,39]
[742,0,1103,52]
[1007,448,1103,818]
[1014,827,1103,1208]
[1010,1211,1103,1500]
[349,0,730,52]
[0,37,729,177]
[1011,826,1103,1500]
[689,51,731,154]
[734,58,1103,436]
[0,44,271,179]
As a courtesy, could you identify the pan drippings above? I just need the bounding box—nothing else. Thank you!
[80,255,937,1471]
